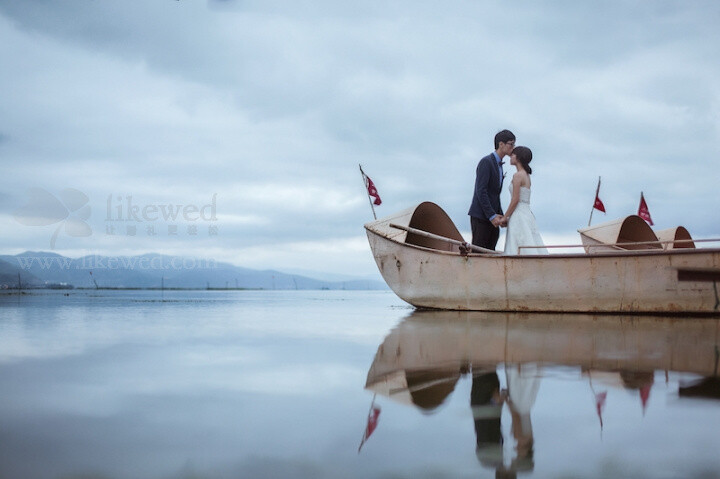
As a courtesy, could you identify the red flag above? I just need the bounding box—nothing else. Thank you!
[358,405,381,452]
[593,194,605,213]
[365,406,380,437]
[593,178,605,213]
[366,176,382,206]
[638,193,653,225]
[640,384,651,414]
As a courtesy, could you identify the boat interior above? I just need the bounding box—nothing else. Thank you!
[656,226,696,249]
[369,202,708,255]
[574,216,703,252]
[405,202,464,252]
[616,216,663,250]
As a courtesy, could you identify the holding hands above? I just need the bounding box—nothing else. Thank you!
[491,215,508,228]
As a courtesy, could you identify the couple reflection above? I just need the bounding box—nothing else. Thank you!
[473,365,539,477]
[404,364,540,476]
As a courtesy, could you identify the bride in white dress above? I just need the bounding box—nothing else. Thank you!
[503,146,547,255]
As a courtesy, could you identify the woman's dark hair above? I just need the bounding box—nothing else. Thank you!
[512,146,533,174]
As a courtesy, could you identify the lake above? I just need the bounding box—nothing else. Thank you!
[1,290,719,479]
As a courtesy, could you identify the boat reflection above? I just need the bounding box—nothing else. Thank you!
[365,310,720,475]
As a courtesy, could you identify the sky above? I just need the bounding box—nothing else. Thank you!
[1,0,719,278]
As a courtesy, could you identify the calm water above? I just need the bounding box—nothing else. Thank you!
[1,290,719,479]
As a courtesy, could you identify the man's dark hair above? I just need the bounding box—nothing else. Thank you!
[494,130,516,149]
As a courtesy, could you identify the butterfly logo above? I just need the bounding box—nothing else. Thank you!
[14,188,92,249]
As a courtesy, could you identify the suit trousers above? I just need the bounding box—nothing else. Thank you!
[471,216,499,251]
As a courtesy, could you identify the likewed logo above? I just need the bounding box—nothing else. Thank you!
[105,194,217,222]
[13,188,92,249]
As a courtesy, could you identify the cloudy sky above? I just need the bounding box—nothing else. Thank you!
[1,0,718,277]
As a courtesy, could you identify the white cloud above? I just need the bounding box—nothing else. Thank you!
[1,0,719,275]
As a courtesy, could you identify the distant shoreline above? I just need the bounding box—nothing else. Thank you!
[0,286,356,295]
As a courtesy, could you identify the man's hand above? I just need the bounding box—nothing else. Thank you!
[491,215,504,227]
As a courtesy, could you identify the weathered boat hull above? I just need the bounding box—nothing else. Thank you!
[365,203,720,313]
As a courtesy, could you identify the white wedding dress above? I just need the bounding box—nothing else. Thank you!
[504,185,547,255]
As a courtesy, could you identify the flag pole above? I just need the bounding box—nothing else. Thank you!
[359,164,377,220]
[588,176,601,226]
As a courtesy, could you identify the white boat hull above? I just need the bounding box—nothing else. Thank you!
[365,203,720,313]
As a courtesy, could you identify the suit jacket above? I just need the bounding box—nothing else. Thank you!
[468,153,503,221]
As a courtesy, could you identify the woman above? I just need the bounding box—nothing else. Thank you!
[503,146,547,255]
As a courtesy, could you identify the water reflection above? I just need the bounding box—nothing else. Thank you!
[365,310,720,476]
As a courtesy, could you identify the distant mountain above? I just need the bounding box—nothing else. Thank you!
[279,267,383,283]
[0,258,44,288]
[0,252,388,290]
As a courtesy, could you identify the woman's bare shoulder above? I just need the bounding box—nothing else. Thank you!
[519,171,531,186]
[513,171,529,183]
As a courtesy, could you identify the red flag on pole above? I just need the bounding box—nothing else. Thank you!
[593,193,605,213]
[366,176,382,206]
[359,165,381,220]
[638,192,653,225]
[588,176,605,226]
[358,402,381,452]
[365,406,380,437]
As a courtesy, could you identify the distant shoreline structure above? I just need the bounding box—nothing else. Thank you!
[0,287,378,297]
[0,251,387,291]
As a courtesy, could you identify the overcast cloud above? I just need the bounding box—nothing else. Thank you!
[1,0,718,276]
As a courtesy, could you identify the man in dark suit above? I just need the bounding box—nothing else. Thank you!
[468,129,516,250]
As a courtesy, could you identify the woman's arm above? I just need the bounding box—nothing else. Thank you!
[504,174,522,219]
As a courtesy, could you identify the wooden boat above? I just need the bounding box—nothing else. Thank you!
[364,202,720,313]
[365,310,720,408]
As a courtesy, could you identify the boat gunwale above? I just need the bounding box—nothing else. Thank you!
[365,226,720,260]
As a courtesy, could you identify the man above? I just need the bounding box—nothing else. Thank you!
[471,371,506,471]
[468,129,516,250]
